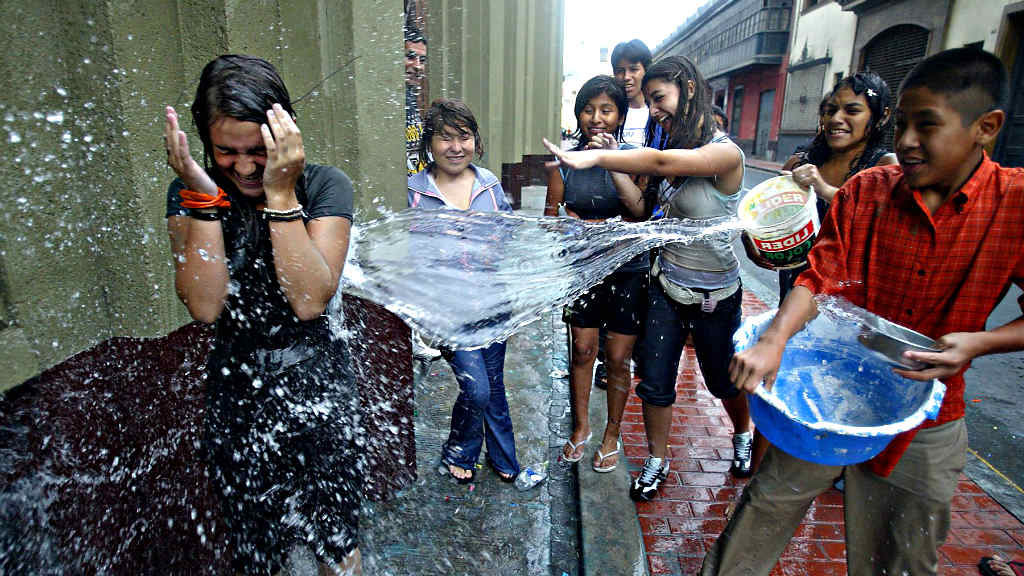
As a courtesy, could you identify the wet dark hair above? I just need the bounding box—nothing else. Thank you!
[571,75,628,150]
[419,98,484,165]
[611,39,651,71]
[711,104,728,131]
[899,47,1008,124]
[801,72,892,179]
[639,56,716,216]
[191,54,295,174]
[405,24,427,45]
[641,55,716,151]
[190,55,296,246]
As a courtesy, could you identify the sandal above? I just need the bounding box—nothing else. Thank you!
[487,460,518,483]
[979,555,1024,576]
[592,440,621,473]
[437,461,475,485]
[562,432,592,463]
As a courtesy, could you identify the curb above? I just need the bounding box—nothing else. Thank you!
[579,385,648,576]
[548,316,647,576]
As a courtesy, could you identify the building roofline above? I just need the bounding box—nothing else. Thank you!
[654,0,737,55]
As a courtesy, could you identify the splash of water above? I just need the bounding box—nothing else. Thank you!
[342,208,743,349]
[739,297,945,433]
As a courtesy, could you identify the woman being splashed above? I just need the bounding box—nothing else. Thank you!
[164,55,361,575]
[408,99,521,485]
[543,55,751,502]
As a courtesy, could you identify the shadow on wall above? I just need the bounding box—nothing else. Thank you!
[0,296,413,574]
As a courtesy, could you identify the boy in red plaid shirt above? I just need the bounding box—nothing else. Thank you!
[702,48,1024,575]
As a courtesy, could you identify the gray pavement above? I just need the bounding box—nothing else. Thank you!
[360,181,581,576]
[739,164,1024,521]
[359,311,581,576]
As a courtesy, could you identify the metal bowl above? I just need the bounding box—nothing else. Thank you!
[857,315,942,371]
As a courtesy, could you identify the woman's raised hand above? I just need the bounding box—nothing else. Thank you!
[584,132,619,151]
[790,163,826,197]
[164,106,218,195]
[260,103,305,206]
[542,137,600,170]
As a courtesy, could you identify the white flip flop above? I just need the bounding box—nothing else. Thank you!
[592,440,621,473]
[562,432,592,463]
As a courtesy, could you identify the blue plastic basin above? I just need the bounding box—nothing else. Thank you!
[734,310,946,466]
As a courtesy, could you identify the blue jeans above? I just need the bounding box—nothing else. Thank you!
[637,281,743,407]
[441,342,520,476]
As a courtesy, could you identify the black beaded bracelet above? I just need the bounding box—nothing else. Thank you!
[189,209,221,221]
[264,211,304,222]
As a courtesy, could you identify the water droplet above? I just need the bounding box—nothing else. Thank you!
[46,111,64,124]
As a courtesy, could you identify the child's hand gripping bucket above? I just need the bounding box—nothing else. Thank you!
[738,175,820,270]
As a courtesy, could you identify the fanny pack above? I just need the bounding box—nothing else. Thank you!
[651,257,740,312]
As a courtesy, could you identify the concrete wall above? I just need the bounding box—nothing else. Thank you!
[778,0,858,160]
[945,0,1018,51]
[788,0,857,88]
[424,0,564,176]
[0,0,405,391]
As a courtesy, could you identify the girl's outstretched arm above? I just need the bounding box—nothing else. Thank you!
[542,137,743,189]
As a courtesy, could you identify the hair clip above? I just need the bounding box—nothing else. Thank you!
[866,88,877,97]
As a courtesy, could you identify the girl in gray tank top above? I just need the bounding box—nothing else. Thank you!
[543,56,754,502]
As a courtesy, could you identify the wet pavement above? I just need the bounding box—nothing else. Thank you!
[359,310,582,576]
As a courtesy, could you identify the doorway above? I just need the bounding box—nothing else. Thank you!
[754,89,775,159]
[996,13,1024,167]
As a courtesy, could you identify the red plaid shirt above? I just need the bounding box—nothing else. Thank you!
[796,153,1024,476]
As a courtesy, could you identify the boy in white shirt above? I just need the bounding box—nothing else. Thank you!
[611,39,655,148]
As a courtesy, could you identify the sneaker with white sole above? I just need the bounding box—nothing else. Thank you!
[629,456,669,502]
[730,431,753,478]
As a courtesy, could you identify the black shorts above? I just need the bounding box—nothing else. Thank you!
[205,338,360,575]
[563,267,648,335]
[636,280,743,406]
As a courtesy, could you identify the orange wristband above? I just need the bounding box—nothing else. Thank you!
[179,187,231,209]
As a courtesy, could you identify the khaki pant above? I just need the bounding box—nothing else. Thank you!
[701,419,967,576]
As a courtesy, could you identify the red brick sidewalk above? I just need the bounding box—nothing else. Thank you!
[628,291,1024,575]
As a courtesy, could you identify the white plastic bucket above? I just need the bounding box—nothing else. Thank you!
[737,175,820,270]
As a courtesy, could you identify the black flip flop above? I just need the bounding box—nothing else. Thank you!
[437,461,475,485]
[488,460,517,483]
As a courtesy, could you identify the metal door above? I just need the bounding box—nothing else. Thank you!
[755,89,775,158]
[862,24,930,149]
